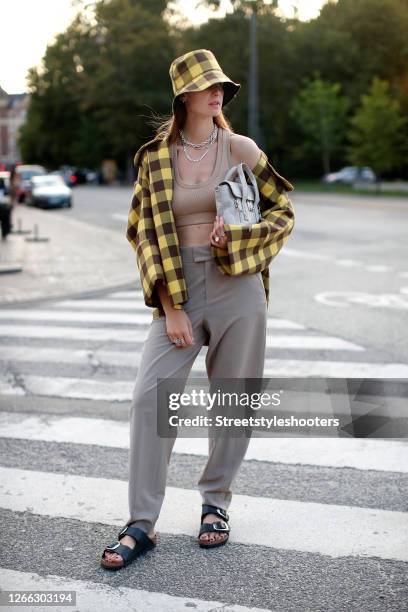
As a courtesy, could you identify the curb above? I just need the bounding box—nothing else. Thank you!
[0,279,140,310]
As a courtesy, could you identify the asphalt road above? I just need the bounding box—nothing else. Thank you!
[62,185,408,362]
[1,283,407,611]
[0,186,407,611]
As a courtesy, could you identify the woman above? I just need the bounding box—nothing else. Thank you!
[0,165,17,240]
[101,49,295,570]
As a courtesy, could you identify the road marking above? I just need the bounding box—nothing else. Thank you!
[0,309,305,330]
[0,324,153,341]
[2,346,407,377]
[111,213,128,222]
[315,290,408,310]
[1,466,407,560]
[0,309,151,325]
[336,259,363,267]
[364,265,392,272]
[0,325,356,350]
[264,360,408,377]
[265,335,363,350]
[282,248,331,261]
[0,345,204,369]
[283,248,401,275]
[0,374,133,401]
[53,301,307,330]
[105,290,145,298]
[0,568,269,612]
[56,298,151,309]
[0,411,406,472]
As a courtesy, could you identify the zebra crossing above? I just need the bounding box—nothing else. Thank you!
[0,287,407,611]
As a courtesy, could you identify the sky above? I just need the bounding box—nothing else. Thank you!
[1,0,328,94]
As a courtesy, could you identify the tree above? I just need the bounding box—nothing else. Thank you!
[71,0,176,180]
[289,73,350,175]
[17,0,408,180]
[346,77,408,191]
[19,13,107,168]
[19,0,176,177]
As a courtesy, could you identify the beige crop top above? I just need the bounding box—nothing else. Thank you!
[171,127,233,227]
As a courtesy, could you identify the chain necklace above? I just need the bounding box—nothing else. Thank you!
[179,124,218,163]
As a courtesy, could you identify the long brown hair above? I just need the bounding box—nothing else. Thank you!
[146,98,235,144]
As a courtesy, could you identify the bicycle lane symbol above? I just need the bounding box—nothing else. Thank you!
[314,286,408,310]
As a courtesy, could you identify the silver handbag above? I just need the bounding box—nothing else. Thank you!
[215,162,261,226]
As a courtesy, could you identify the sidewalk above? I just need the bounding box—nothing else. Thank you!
[0,203,138,305]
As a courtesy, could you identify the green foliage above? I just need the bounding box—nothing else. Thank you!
[289,73,350,174]
[19,1,176,175]
[19,13,107,168]
[291,0,408,106]
[17,0,408,180]
[346,77,408,179]
[84,0,176,167]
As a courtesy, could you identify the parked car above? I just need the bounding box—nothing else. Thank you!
[50,169,78,188]
[15,164,47,202]
[0,171,10,196]
[26,175,72,209]
[85,169,98,184]
[52,166,98,185]
[322,166,376,186]
[71,167,91,184]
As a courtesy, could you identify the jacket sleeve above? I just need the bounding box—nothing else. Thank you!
[210,150,295,275]
[126,152,171,310]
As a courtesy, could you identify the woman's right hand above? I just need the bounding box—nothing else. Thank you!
[165,309,195,348]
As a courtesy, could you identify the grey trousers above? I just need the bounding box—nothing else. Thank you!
[125,243,267,534]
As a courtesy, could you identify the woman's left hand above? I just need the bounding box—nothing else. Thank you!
[210,215,228,250]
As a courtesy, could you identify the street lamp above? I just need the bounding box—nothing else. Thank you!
[247,2,265,149]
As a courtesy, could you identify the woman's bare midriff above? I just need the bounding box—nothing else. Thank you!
[177,223,214,246]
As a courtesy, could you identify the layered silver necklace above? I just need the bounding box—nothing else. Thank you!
[179,124,218,162]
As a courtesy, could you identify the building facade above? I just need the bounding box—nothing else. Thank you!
[0,86,29,167]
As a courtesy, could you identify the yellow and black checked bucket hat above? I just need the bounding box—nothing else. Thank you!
[169,49,241,113]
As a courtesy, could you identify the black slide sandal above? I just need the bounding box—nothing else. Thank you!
[198,504,230,549]
[101,524,157,571]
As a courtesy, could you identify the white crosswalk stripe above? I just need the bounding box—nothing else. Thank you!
[0,323,364,351]
[1,411,406,472]
[108,290,156,299]
[0,287,407,608]
[0,568,270,612]
[1,286,408,389]
[2,345,408,377]
[0,308,306,330]
[1,466,407,561]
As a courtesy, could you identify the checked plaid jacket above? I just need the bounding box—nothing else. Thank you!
[126,128,295,321]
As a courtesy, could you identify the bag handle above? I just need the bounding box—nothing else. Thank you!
[223,163,259,204]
